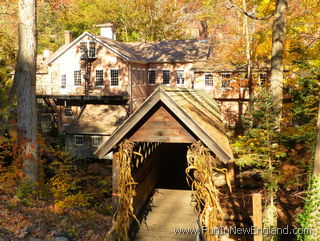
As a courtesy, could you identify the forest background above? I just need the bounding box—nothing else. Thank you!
[0,0,319,240]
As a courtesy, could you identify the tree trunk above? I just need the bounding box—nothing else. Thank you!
[312,101,320,177]
[14,0,38,184]
[242,0,254,123]
[270,0,288,126]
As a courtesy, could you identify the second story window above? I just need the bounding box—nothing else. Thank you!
[74,70,81,85]
[88,41,96,58]
[110,69,119,86]
[162,70,170,85]
[204,74,213,87]
[221,73,231,88]
[61,74,66,88]
[176,70,185,85]
[95,69,104,86]
[148,69,156,85]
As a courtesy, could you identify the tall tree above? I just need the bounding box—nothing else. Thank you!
[270,0,287,128]
[228,0,288,127]
[242,0,254,118]
[13,0,38,184]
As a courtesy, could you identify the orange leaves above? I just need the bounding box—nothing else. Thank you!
[0,135,25,194]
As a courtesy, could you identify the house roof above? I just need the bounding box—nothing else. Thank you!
[95,36,146,63]
[46,32,136,64]
[191,59,271,72]
[95,86,233,163]
[46,31,211,65]
[46,32,90,65]
[64,105,128,135]
[127,39,210,63]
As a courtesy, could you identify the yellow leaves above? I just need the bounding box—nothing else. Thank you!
[186,141,229,241]
[51,193,90,215]
[256,0,276,17]
[108,140,143,241]
[0,137,25,195]
[253,31,272,60]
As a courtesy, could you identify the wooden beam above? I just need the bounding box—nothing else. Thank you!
[42,97,58,112]
[252,193,263,241]
[129,106,196,143]
[76,104,87,120]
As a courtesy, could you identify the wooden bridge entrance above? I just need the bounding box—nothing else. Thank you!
[132,143,198,240]
[95,87,233,240]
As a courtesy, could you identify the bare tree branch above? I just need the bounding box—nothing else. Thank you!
[226,0,275,20]
[303,37,320,53]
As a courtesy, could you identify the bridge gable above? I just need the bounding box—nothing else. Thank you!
[95,86,233,163]
[129,106,196,143]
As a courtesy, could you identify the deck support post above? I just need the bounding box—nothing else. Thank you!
[227,161,235,186]
[252,193,263,241]
[112,151,119,214]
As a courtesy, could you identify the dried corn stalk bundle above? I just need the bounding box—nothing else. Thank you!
[106,140,143,241]
[186,141,228,241]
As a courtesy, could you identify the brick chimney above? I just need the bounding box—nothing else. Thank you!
[96,23,116,40]
[64,30,72,45]
[199,20,208,41]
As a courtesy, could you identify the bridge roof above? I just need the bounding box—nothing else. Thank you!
[95,86,233,163]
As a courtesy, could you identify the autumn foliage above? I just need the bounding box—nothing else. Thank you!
[0,133,113,239]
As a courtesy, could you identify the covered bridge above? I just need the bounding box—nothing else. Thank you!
[95,86,233,240]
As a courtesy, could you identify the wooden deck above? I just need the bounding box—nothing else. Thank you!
[134,188,198,241]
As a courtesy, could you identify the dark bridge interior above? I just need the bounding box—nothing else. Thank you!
[156,143,190,190]
[132,142,191,217]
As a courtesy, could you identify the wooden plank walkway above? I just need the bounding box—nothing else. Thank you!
[134,188,198,241]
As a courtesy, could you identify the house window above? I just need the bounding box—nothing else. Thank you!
[132,69,136,86]
[176,70,185,85]
[110,69,119,86]
[74,71,81,86]
[88,41,96,58]
[221,73,231,88]
[61,74,66,88]
[92,136,102,147]
[74,135,84,146]
[162,70,170,85]
[137,70,141,85]
[204,74,213,87]
[95,69,104,86]
[259,72,267,85]
[64,106,73,117]
[142,70,145,85]
[148,69,156,84]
